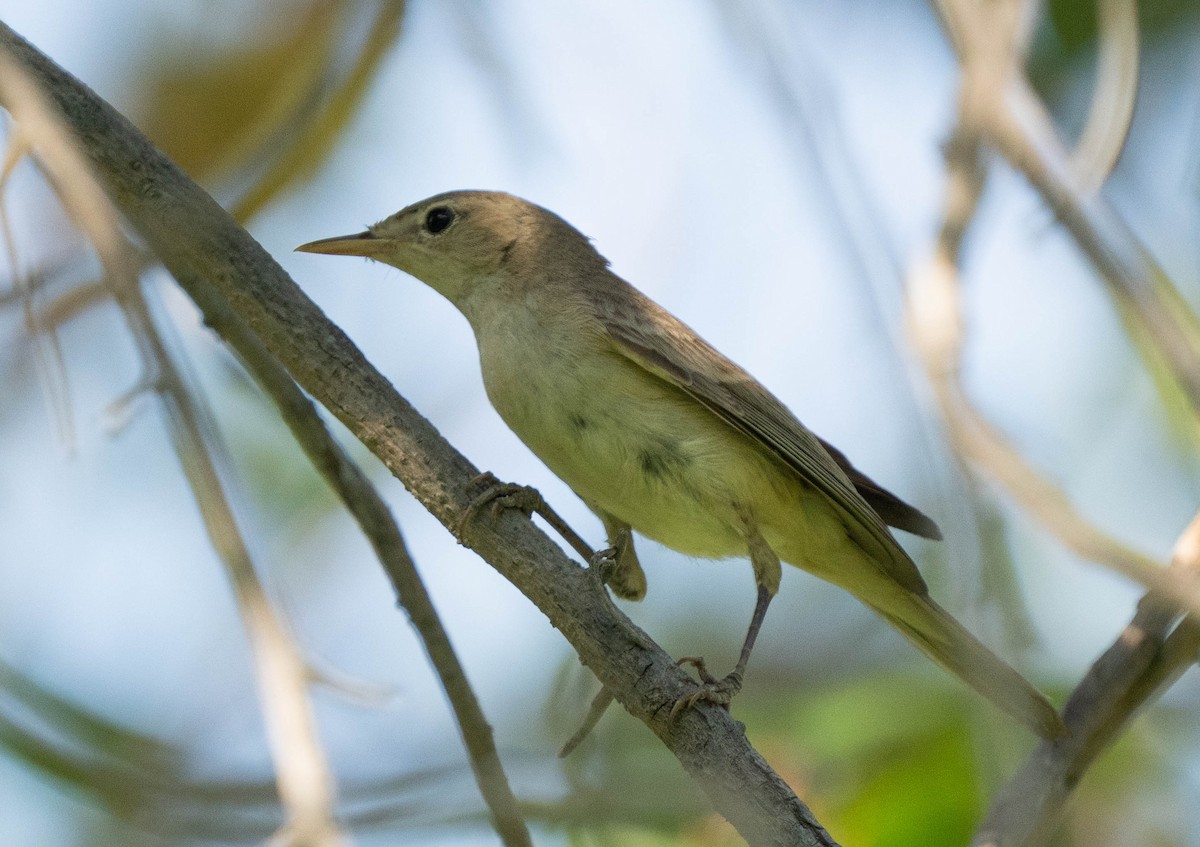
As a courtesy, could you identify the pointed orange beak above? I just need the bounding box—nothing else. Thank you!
[295,231,390,257]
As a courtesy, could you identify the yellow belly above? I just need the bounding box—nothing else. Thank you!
[474,310,897,598]
[483,341,803,558]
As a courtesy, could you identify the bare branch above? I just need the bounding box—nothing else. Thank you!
[0,133,76,451]
[1069,0,1139,193]
[972,516,1200,847]
[939,0,1200,420]
[0,44,348,847]
[909,248,1200,614]
[0,26,532,847]
[919,2,1200,843]
[0,20,839,847]
[915,1,1200,613]
[170,270,532,845]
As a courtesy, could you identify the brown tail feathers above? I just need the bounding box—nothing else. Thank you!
[875,592,1063,739]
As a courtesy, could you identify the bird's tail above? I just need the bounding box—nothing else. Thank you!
[871,590,1064,739]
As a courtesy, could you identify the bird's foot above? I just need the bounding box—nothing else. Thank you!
[458,472,544,538]
[587,545,618,589]
[459,472,601,565]
[669,657,744,721]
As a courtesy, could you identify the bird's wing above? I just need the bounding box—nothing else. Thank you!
[594,280,930,591]
[814,435,942,540]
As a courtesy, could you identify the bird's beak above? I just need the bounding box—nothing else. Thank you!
[294,231,390,258]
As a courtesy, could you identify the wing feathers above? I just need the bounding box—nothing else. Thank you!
[593,278,938,573]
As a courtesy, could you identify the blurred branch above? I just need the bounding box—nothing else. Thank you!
[230,0,405,222]
[0,689,545,845]
[914,0,1200,614]
[1069,0,1138,193]
[936,0,1200,422]
[972,515,1200,847]
[1,21,530,847]
[915,2,1200,843]
[909,237,1200,612]
[174,243,533,846]
[0,47,348,847]
[0,147,75,451]
[0,21,840,847]
[36,277,107,325]
[17,251,158,329]
[715,0,906,303]
[557,686,615,759]
[0,657,181,771]
[0,688,704,847]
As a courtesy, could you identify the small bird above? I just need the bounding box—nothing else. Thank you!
[297,190,1062,738]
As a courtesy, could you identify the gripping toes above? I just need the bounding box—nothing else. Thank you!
[587,545,618,587]
[669,657,744,721]
[459,472,544,537]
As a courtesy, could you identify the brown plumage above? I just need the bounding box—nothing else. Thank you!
[297,190,1063,738]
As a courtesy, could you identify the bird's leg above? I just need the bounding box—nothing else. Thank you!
[591,511,646,600]
[459,471,597,563]
[558,685,617,758]
[557,511,646,756]
[671,516,780,720]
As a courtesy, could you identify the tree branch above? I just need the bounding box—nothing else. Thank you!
[0,21,838,847]
[918,2,1200,843]
[936,0,1200,421]
[0,48,348,847]
[170,268,533,847]
[972,514,1200,847]
[2,19,531,847]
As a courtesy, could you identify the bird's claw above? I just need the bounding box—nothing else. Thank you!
[588,545,618,589]
[669,657,743,721]
[458,472,545,538]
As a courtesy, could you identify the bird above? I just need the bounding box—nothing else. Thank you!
[296,190,1063,738]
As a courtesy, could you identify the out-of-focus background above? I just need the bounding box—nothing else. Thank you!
[2,1,1199,845]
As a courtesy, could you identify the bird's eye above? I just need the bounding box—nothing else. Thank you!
[424,206,455,234]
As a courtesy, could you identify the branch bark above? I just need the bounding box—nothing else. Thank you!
[0,21,837,847]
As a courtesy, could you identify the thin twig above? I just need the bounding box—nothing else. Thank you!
[918,2,1200,844]
[0,47,348,847]
[174,278,533,846]
[557,686,616,759]
[0,132,75,451]
[36,276,109,326]
[1069,0,1139,193]
[971,515,1200,847]
[0,21,840,847]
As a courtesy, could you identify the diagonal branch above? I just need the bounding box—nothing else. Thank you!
[971,515,1200,847]
[0,20,839,847]
[0,22,531,847]
[169,264,533,847]
[0,49,348,847]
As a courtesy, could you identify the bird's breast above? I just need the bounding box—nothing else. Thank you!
[473,306,779,558]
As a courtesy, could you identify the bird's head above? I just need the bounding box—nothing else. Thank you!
[296,190,606,313]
